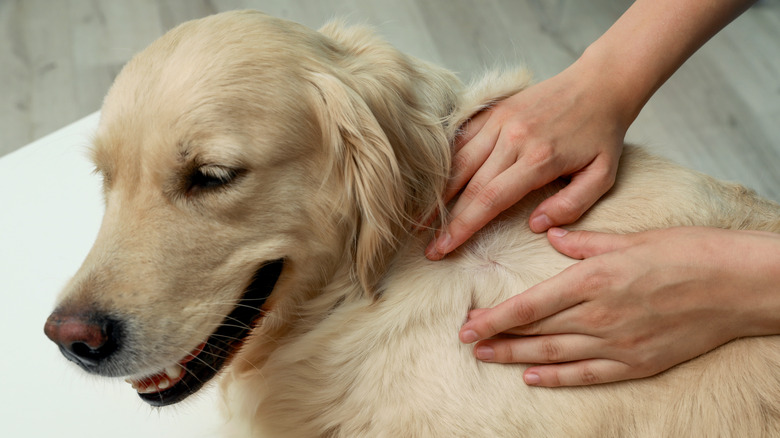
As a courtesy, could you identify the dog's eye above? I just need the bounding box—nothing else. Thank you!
[187,165,242,195]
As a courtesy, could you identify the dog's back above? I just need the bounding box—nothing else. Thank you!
[228,139,780,437]
[216,13,780,438]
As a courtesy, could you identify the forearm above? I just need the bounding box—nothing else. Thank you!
[574,0,755,127]
[725,230,780,338]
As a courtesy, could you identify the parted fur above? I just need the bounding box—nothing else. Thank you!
[60,10,779,437]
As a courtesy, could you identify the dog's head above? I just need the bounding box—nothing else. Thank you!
[43,11,462,406]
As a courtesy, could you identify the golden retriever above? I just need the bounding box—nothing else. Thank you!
[44,10,780,437]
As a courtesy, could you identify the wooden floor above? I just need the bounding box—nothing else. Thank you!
[1,0,778,200]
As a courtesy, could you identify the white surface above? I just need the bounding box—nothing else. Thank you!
[0,113,224,437]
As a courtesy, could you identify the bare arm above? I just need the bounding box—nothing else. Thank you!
[426,0,755,260]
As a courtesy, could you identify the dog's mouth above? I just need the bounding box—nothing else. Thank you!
[126,259,284,407]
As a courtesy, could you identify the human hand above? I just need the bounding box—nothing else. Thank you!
[425,62,628,261]
[459,227,780,387]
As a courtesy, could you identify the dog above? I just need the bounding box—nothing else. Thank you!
[44,10,780,437]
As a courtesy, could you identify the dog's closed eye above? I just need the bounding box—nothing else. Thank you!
[187,165,244,195]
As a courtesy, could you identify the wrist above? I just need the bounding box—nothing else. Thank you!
[699,229,780,340]
[572,0,755,134]
[567,45,648,132]
[735,231,780,337]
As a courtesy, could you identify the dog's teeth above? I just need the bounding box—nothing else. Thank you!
[136,383,159,394]
[165,364,183,380]
[157,378,171,390]
[124,363,184,395]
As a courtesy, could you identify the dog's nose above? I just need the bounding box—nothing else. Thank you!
[44,311,119,371]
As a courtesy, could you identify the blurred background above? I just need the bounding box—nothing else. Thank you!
[1,0,778,200]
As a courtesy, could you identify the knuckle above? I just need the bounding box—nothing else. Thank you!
[579,365,602,385]
[510,299,537,325]
[540,339,563,363]
[555,193,580,212]
[613,331,646,351]
[475,183,503,210]
[461,180,485,202]
[451,151,471,175]
[549,195,585,224]
[578,262,612,293]
[620,341,658,375]
[504,123,532,146]
[523,143,556,168]
[632,358,655,377]
[600,167,617,189]
[590,163,618,194]
[494,342,519,363]
[582,307,616,331]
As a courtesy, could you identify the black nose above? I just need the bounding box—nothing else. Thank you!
[44,311,120,371]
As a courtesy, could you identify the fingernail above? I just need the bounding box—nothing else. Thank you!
[475,346,494,360]
[548,227,568,238]
[460,330,479,344]
[530,214,552,232]
[524,372,541,385]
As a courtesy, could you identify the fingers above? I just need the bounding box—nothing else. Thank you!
[465,311,641,387]
[528,156,618,232]
[445,124,500,203]
[453,109,491,153]
[472,334,604,364]
[428,158,562,260]
[459,272,584,342]
[546,228,642,260]
[432,146,620,260]
[466,304,581,338]
[523,359,634,387]
[445,110,495,204]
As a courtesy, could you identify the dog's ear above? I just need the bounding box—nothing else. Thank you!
[307,72,407,294]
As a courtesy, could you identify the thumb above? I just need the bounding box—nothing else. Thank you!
[528,156,618,233]
[546,228,638,259]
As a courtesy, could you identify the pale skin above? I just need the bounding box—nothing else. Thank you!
[423,0,780,386]
[460,227,780,386]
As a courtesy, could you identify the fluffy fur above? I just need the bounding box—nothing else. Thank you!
[53,10,780,437]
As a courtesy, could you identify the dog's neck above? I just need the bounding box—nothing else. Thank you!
[226,21,535,395]
[299,23,466,295]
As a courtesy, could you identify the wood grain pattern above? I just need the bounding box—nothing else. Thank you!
[1,0,778,200]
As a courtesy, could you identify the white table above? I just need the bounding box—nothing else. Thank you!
[0,113,223,437]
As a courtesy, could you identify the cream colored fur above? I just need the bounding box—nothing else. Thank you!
[57,10,780,437]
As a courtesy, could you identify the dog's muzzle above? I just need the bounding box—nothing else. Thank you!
[44,259,285,406]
